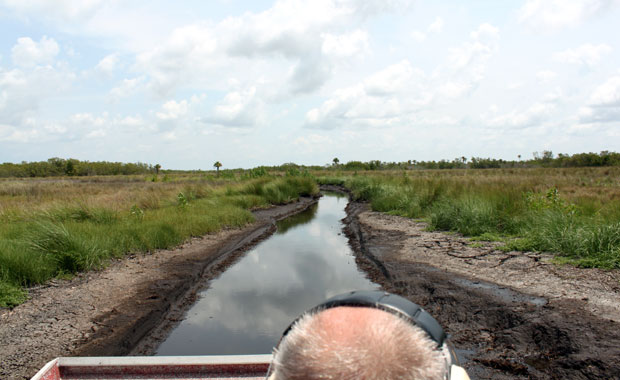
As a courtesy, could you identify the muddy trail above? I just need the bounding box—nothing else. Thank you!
[344,201,620,379]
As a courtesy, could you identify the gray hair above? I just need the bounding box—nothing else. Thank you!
[269,306,446,380]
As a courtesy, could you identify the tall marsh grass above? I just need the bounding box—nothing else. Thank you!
[0,175,318,307]
[317,167,620,269]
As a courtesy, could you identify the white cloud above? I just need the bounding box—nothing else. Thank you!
[554,43,612,67]
[0,0,114,22]
[579,74,620,123]
[428,17,444,33]
[484,93,560,129]
[436,81,471,99]
[118,115,144,128]
[364,60,421,96]
[305,85,365,129]
[305,81,412,130]
[469,23,500,43]
[0,111,113,143]
[204,86,264,127]
[321,29,369,58]
[518,0,617,31]
[219,0,379,93]
[95,53,119,75]
[0,123,41,143]
[536,70,558,82]
[589,75,620,106]
[441,23,500,99]
[411,16,443,43]
[411,30,426,42]
[11,36,59,67]
[70,112,106,126]
[293,134,334,154]
[135,0,405,97]
[306,23,501,130]
[67,112,109,139]
[449,24,499,71]
[108,76,144,101]
[0,65,75,126]
[156,100,189,121]
[136,24,219,96]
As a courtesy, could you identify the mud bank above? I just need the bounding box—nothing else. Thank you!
[343,201,620,379]
[0,196,318,380]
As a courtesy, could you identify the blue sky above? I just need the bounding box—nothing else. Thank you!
[1,0,619,169]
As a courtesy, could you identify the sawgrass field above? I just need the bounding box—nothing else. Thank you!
[0,174,318,307]
[318,166,620,269]
[1,165,619,307]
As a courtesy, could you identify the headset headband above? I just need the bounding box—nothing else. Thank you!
[281,290,447,348]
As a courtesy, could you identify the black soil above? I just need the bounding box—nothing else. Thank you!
[343,201,620,379]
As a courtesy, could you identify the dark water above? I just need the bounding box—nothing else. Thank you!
[156,194,378,356]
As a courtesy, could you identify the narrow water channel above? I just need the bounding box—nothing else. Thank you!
[155,193,378,356]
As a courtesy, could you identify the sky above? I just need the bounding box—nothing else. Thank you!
[0,0,619,169]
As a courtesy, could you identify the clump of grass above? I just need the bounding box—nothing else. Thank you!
[0,240,54,286]
[222,195,268,209]
[137,190,162,210]
[524,212,620,268]
[47,204,119,224]
[27,222,105,273]
[430,198,499,236]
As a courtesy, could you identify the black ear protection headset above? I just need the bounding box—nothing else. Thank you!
[270,290,459,380]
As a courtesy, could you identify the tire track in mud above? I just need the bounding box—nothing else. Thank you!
[82,196,322,357]
[342,201,620,379]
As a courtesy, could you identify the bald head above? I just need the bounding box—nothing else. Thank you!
[270,306,446,380]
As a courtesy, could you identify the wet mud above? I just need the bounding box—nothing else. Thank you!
[343,201,620,379]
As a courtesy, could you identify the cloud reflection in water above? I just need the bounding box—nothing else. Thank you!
[156,194,377,355]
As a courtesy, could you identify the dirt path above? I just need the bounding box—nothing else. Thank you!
[0,197,318,380]
[344,201,620,379]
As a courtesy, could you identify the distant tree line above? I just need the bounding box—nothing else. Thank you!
[1,151,618,178]
[325,151,620,171]
[0,158,154,178]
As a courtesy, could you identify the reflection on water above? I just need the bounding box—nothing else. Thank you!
[155,194,378,356]
[275,203,318,234]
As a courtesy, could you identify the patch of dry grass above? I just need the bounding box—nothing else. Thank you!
[0,174,318,307]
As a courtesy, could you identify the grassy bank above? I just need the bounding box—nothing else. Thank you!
[317,167,620,270]
[0,175,318,307]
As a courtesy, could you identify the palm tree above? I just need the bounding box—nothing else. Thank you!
[213,161,222,176]
[332,157,340,166]
[154,164,161,175]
